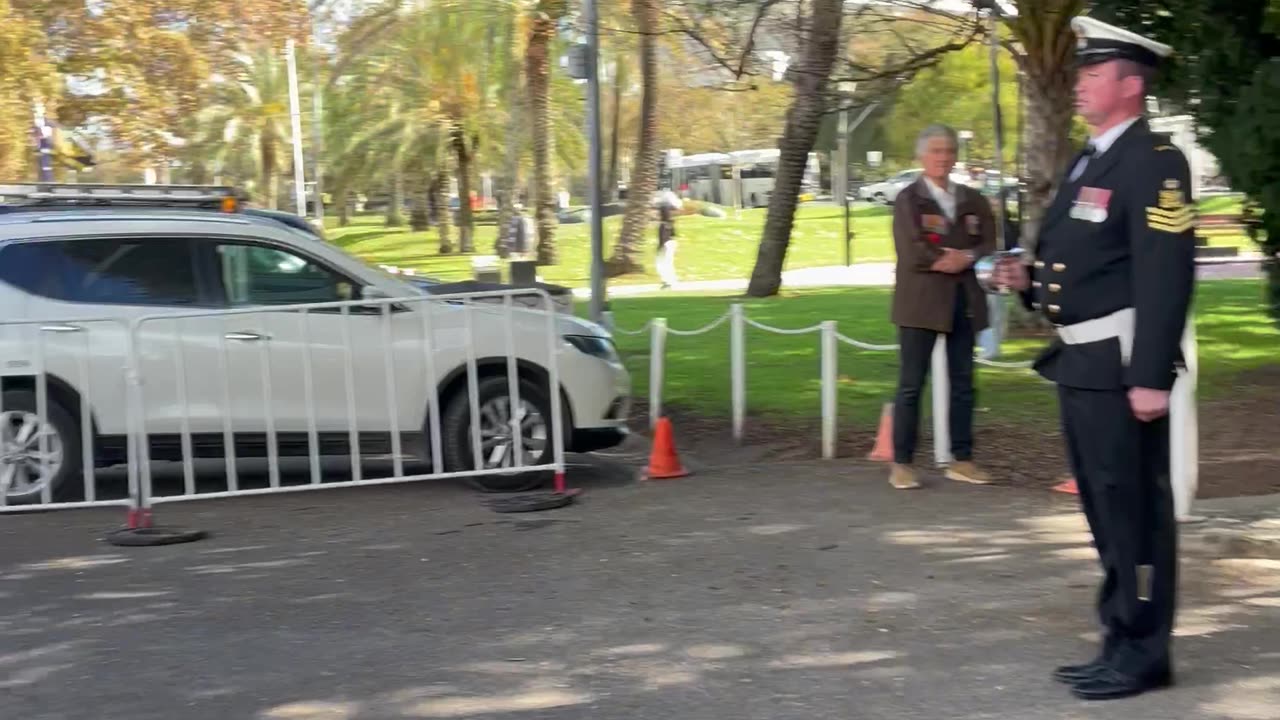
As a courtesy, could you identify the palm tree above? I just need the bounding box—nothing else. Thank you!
[526,0,569,265]
[197,45,293,209]
[606,0,660,276]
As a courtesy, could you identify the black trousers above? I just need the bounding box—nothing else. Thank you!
[1059,385,1177,676]
[892,287,975,465]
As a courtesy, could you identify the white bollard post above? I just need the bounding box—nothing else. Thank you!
[649,318,667,430]
[730,304,746,443]
[820,321,838,459]
[931,334,951,468]
[1171,316,1199,521]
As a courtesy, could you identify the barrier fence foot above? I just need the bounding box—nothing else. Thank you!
[105,507,207,547]
[486,491,575,514]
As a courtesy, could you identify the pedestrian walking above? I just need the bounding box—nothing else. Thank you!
[655,190,681,289]
[887,123,997,490]
[994,15,1195,701]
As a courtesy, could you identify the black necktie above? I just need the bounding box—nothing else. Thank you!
[1070,143,1097,182]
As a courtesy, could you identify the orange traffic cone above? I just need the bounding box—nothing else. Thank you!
[645,416,690,480]
[867,403,894,462]
[1051,475,1079,495]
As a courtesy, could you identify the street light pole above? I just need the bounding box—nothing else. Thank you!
[837,105,850,266]
[584,0,606,324]
[982,1,1006,251]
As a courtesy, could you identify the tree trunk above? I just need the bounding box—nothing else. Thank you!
[606,57,625,201]
[432,170,453,254]
[338,187,351,227]
[411,172,431,233]
[452,125,476,253]
[606,0,660,276]
[333,179,351,227]
[527,2,566,265]
[745,0,845,297]
[261,137,278,210]
[1017,62,1076,259]
[386,170,405,227]
[496,121,524,257]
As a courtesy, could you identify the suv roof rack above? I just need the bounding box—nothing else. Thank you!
[0,182,241,211]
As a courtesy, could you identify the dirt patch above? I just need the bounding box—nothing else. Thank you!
[628,366,1280,500]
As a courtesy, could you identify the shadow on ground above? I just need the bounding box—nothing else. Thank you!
[2,459,1277,719]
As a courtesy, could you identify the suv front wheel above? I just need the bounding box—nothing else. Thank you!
[1,389,82,504]
[440,376,555,493]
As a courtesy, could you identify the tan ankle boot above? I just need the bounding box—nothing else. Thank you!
[889,463,921,489]
[945,460,992,485]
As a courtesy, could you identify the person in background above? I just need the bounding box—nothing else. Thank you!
[655,190,681,289]
[887,123,997,490]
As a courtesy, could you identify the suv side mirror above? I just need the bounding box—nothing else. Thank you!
[361,285,391,301]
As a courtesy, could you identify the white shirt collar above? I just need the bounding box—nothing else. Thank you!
[1089,115,1140,156]
[923,176,957,220]
[924,176,955,198]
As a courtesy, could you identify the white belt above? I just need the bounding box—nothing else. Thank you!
[1055,307,1135,365]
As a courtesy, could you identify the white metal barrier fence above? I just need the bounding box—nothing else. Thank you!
[1,288,568,526]
[0,317,140,513]
[606,303,1201,519]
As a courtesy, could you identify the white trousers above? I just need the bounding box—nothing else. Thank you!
[656,240,678,286]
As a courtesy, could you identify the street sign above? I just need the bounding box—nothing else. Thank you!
[565,43,589,80]
[867,151,883,167]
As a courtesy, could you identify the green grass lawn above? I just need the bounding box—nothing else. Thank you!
[604,279,1278,429]
[326,197,1257,289]
[326,205,896,288]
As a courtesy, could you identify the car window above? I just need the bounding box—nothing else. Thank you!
[0,238,200,306]
[216,242,356,306]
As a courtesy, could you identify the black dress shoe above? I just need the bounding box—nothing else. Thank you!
[1052,658,1107,684]
[1069,665,1173,701]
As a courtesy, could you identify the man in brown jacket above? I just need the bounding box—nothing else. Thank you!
[888,124,997,489]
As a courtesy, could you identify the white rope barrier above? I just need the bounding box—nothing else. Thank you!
[744,317,824,335]
[974,357,1036,369]
[611,300,1198,518]
[834,332,901,352]
[667,310,733,336]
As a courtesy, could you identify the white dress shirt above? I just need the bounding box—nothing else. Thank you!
[924,177,958,222]
[1069,115,1140,182]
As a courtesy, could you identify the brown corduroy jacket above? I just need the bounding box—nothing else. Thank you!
[890,178,998,333]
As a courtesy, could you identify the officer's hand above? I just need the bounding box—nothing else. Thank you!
[992,257,1030,290]
[1129,387,1171,422]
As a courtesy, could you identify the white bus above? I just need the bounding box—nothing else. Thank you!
[663,148,821,208]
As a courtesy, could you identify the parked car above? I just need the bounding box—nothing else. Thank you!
[857,168,976,204]
[0,183,631,502]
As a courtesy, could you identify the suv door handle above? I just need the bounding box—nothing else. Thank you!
[41,324,84,333]
[224,331,269,342]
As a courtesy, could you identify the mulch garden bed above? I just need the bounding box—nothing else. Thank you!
[626,366,1280,500]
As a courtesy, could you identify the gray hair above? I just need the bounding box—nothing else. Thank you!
[915,124,959,157]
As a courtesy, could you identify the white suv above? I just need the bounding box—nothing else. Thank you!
[0,185,631,502]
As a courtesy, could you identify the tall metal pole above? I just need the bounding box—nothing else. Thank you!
[286,38,307,215]
[585,0,606,324]
[837,107,850,266]
[311,37,325,225]
[986,6,1006,251]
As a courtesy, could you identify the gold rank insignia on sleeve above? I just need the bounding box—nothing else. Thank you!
[1147,178,1196,233]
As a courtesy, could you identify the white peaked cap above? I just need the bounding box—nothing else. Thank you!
[1071,15,1174,68]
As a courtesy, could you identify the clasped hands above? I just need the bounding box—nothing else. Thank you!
[930,247,974,274]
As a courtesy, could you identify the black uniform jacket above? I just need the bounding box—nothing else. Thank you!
[1029,118,1197,392]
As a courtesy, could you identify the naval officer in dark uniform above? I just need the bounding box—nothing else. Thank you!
[994,15,1196,701]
